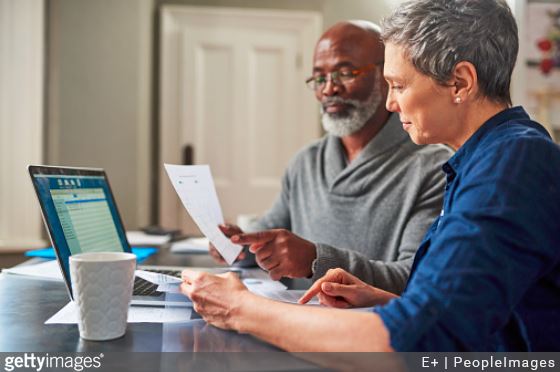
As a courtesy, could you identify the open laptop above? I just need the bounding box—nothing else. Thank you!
[28,165,192,307]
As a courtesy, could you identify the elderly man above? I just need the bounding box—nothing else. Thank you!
[211,20,452,294]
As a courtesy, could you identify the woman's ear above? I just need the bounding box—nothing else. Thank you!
[449,61,477,103]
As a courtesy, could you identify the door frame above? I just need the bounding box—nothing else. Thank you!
[158,5,322,231]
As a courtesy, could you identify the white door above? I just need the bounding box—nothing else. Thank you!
[159,6,322,233]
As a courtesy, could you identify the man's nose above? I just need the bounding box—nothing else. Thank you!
[320,78,340,97]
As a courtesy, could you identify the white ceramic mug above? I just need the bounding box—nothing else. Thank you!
[69,252,136,341]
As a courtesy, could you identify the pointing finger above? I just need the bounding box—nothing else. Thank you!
[231,230,277,245]
[298,279,324,304]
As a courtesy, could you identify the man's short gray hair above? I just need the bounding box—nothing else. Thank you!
[381,0,518,105]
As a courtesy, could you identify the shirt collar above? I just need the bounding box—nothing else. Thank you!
[443,106,531,177]
[324,113,409,181]
[353,113,409,164]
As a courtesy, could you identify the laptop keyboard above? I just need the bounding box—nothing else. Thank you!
[133,269,182,296]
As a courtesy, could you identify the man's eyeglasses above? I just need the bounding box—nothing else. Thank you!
[305,62,383,91]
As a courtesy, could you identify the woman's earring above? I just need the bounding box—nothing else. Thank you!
[454,96,462,104]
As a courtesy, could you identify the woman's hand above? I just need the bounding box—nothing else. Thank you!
[298,268,398,308]
[180,269,250,330]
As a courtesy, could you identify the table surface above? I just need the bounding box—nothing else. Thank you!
[0,248,307,353]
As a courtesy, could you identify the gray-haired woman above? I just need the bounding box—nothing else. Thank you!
[180,0,560,351]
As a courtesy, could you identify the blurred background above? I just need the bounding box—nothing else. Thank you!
[1,0,559,255]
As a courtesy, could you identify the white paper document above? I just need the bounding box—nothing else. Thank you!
[164,164,242,265]
[152,268,287,294]
[156,279,287,295]
[243,278,287,292]
[126,231,171,246]
[45,302,192,324]
[154,280,313,305]
[2,260,63,282]
[135,269,182,285]
[170,237,209,254]
[250,289,320,305]
[156,282,182,293]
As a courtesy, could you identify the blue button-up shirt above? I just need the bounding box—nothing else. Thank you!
[374,107,560,351]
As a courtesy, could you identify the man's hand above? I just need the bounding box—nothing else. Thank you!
[208,224,246,264]
[231,229,316,280]
[180,269,249,330]
[298,268,398,308]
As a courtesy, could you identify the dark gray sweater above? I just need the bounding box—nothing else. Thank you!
[252,114,453,294]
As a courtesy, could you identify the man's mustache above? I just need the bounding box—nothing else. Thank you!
[321,97,357,112]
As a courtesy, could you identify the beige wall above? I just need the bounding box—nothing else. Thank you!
[47,0,153,229]
[46,0,400,229]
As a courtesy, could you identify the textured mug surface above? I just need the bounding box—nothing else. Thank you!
[69,252,136,341]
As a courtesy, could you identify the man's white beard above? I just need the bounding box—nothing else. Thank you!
[321,75,383,138]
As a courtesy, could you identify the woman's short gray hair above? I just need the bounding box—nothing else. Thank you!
[381,0,518,105]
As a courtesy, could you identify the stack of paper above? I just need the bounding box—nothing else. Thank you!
[45,302,193,324]
[141,267,317,305]
[249,289,320,305]
[2,260,63,282]
[170,237,209,254]
[126,231,171,246]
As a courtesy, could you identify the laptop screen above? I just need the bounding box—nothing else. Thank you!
[29,166,131,294]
